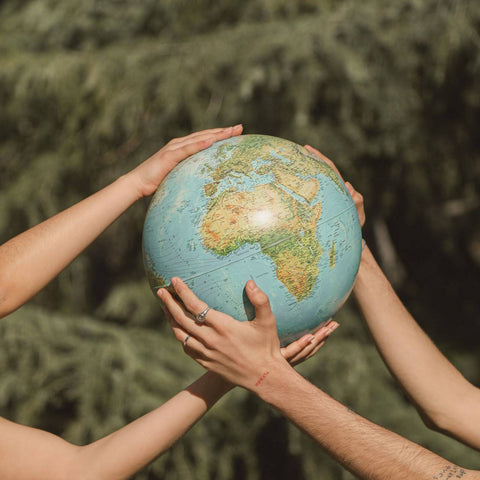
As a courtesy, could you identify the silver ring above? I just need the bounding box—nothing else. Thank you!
[194,307,210,324]
[183,334,191,347]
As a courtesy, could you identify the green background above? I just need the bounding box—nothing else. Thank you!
[1,1,479,478]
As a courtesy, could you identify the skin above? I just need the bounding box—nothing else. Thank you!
[0,126,252,480]
[306,144,480,451]
[0,124,337,480]
[0,126,242,318]
[161,145,480,479]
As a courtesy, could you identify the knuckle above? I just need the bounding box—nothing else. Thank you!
[206,337,219,351]
[173,330,184,342]
[256,292,270,307]
[191,302,207,316]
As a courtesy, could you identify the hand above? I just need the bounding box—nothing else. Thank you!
[159,278,288,390]
[281,320,339,367]
[159,278,338,390]
[127,125,243,198]
[305,144,365,227]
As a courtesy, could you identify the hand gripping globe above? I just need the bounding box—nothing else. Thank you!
[143,134,362,346]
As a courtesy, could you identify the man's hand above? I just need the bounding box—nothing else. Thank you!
[159,278,338,389]
[127,125,243,199]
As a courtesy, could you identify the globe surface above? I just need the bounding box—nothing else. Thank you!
[143,134,362,346]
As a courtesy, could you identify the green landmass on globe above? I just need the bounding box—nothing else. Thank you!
[143,134,362,345]
[200,135,344,301]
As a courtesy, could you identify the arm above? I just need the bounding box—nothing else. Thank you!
[257,365,476,480]
[0,372,232,480]
[305,144,480,449]
[0,301,331,480]
[354,245,480,449]
[160,278,480,480]
[0,125,243,319]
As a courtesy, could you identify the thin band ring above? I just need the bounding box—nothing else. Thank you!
[183,334,191,347]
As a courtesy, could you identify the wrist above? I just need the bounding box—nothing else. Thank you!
[119,171,146,202]
[249,358,298,403]
[356,242,375,275]
[203,371,235,395]
[188,372,235,405]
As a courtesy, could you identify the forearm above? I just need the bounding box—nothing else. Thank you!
[0,174,140,318]
[256,366,478,480]
[79,372,232,480]
[0,373,232,480]
[354,246,480,445]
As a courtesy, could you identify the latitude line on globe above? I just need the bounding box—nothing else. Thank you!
[153,203,358,288]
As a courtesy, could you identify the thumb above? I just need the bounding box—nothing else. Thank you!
[245,281,276,325]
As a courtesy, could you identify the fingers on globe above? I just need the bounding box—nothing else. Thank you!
[291,321,340,363]
[159,287,205,339]
[246,281,275,321]
[282,334,314,360]
[171,278,214,326]
[168,125,241,147]
[168,312,207,358]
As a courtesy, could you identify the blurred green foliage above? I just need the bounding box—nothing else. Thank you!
[1,0,480,478]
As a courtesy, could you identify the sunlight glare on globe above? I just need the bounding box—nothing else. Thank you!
[252,209,274,228]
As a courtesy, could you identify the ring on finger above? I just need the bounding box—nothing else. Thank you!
[183,334,191,347]
[194,307,210,324]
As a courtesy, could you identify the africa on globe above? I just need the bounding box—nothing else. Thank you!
[142,134,362,346]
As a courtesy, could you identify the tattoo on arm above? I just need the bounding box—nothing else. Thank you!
[433,465,466,479]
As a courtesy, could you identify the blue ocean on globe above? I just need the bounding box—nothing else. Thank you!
[143,134,362,346]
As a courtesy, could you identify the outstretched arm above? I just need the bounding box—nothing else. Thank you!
[354,244,480,449]
[0,372,232,480]
[0,293,333,480]
[160,278,480,480]
[0,125,242,319]
[305,144,480,450]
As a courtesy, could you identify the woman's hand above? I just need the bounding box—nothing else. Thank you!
[305,144,365,227]
[127,125,243,199]
[280,320,339,367]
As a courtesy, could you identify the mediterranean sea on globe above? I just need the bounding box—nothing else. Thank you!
[142,134,362,346]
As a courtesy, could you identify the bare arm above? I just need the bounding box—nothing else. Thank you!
[305,144,480,449]
[354,244,480,449]
[160,278,480,480]
[0,372,232,480]
[257,365,478,480]
[0,125,243,319]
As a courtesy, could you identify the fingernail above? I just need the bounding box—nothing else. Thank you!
[299,334,314,345]
[246,280,257,292]
[234,123,243,129]
[326,323,340,335]
[171,278,178,288]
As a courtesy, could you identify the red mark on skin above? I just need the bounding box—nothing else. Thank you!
[255,371,270,387]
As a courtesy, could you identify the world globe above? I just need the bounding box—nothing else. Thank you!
[143,134,362,346]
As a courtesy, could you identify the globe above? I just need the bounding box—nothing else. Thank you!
[143,134,362,346]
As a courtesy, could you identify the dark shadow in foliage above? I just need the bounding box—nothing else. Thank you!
[255,416,306,480]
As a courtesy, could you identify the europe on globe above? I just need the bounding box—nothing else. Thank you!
[143,134,362,346]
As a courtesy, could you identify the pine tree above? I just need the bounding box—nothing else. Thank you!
[1,0,480,478]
